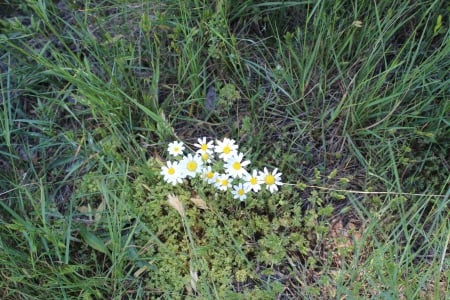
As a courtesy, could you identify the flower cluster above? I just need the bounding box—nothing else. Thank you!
[160,138,283,201]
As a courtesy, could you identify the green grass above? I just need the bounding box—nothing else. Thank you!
[1,0,449,299]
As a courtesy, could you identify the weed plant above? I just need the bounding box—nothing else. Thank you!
[0,0,448,299]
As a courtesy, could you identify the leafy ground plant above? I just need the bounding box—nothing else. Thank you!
[0,0,449,299]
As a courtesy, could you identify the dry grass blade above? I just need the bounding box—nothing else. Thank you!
[189,262,199,293]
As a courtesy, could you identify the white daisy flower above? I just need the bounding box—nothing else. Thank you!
[194,137,214,153]
[199,149,213,163]
[201,165,217,184]
[214,138,238,161]
[215,174,232,191]
[167,141,185,156]
[180,153,203,178]
[259,167,283,193]
[232,183,248,201]
[244,169,263,192]
[224,152,250,178]
[160,160,184,185]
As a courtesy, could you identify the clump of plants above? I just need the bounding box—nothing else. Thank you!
[160,137,283,198]
[127,137,337,298]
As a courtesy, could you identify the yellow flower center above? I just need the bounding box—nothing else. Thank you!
[201,144,208,151]
[250,177,258,185]
[202,152,209,161]
[265,174,275,185]
[232,162,241,170]
[223,145,231,154]
[187,161,197,172]
[238,189,245,196]
[221,179,229,186]
[168,167,176,175]
[206,171,214,179]
[173,146,179,153]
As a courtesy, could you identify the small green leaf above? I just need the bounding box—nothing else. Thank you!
[434,15,442,34]
[327,169,338,180]
[296,181,307,190]
[79,226,109,254]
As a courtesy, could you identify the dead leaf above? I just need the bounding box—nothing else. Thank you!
[205,85,217,112]
[327,217,363,267]
[352,20,363,27]
[167,193,185,217]
[153,149,163,164]
[94,200,105,223]
[190,194,208,210]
